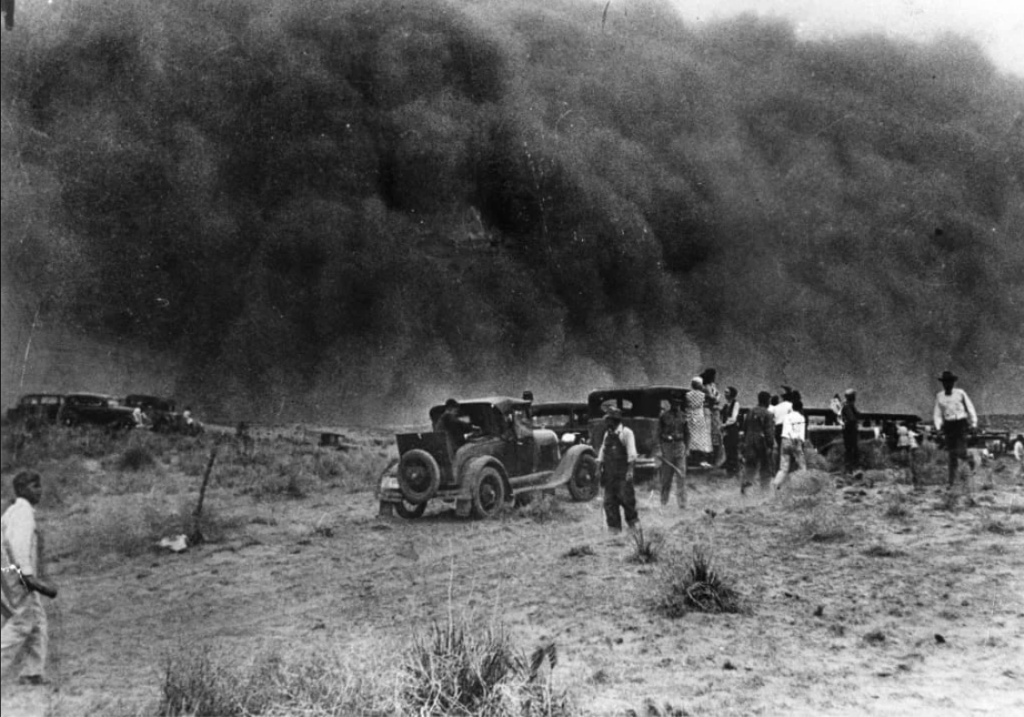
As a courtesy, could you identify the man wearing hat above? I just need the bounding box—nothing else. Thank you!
[433,399,478,452]
[841,389,861,476]
[933,371,978,488]
[658,394,689,508]
[596,406,639,532]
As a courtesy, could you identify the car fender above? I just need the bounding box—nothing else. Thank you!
[550,444,597,486]
[461,456,509,500]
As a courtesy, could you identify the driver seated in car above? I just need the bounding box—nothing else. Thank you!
[433,399,479,450]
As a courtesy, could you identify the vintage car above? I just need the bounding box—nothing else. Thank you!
[803,409,922,455]
[587,386,689,480]
[530,402,590,446]
[124,394,180,432]
[57,392,137,429]
[378,396,599,519]
[5,394,65,427]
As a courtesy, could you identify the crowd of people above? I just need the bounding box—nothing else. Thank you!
[595,368,1005,534]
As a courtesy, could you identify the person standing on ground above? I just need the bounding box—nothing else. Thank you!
[2,471,58,686]
[841,389,861,476]
[769,391,792,470]
[685,377,712,468]
[932,370,979,489]
[742,391,776,492]
[772,399,807,491]
[701,368,724,468]
[720,387,741,479]
[596,407,639,533]
[658,395,689,509]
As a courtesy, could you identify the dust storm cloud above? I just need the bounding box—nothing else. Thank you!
[2,0,1022,423]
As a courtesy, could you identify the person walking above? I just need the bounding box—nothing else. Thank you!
[840,389,861,476]
[742,391,776,492]
[932,370,978,489]
[658,395,689,508]
[685,377,712,467]
[2,471,58,686]
[772,399,807,490]
[596,407,639,533]
[720,387,741,478]
[769,391,792,470]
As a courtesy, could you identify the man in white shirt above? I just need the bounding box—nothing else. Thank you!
[2,471,57,685]
[769,392,792,470]
[596,407,639,532]
[772,400,806,490]
[932,370,978,489]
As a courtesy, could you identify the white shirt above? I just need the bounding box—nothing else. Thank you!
[770,401,792,426]
[1014,439,1024,463]
[933,388,978,430]
[780,411,806,441]
[596,424,638,463]
[1,497,38,577]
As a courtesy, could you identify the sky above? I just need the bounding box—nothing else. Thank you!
[672,0,1024,78]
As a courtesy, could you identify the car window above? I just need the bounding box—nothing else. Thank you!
[534,412,570,428]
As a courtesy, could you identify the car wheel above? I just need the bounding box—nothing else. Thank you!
[472,467,506,519]
[398,449,441,504]
[568,454,599,502]
[61,411,79,427]
[395,500,427,519]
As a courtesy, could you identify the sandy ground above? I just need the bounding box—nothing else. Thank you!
[2,437,1023,716]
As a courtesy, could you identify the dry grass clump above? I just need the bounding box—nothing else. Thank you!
[652,547,742,618]
[402,616,575,716]
[627,526,664,564]
[159,643,391,717]
[117,445,157,472]
[862,543,906,558]
[513,492,572,524]
[883,490,911,519]
[795,507,849,543]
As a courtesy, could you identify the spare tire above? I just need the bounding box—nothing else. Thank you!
[398,449,441,504]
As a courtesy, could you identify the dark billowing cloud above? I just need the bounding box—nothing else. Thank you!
[2,0,1022,423]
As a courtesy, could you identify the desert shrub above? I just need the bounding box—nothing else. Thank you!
[627,526,664,564]
[159,643,390,717]
[118,445,156,471]
[862,542,906,558]
[562,545,595,558]
[974,513,1018,536]
[401,616,576,716]
[883,491,911,519]
[803,447,830,471]
[513,492,572,524]
[795,507,849,543]
[652,547,742,618]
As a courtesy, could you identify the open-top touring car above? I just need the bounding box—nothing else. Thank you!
[378,396,599,519]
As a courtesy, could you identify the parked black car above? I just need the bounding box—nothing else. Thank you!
[57,393,137,429]
[5,394,66,428]
[530,402,591,446]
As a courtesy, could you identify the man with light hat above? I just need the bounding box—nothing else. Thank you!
[932,370,978,488]
[596,406,639,532]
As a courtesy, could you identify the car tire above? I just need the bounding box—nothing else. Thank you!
[395,500,427,519]
[472,466,506,519]
[568,454,600,502]
[398,449,441,504]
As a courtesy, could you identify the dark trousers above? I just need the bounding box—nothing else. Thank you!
[942,419,969,486]
[843,429,860,473]
[723,427,740,476]
[744,441,773,489]
[603,476,638,531]
[2,0,12,30]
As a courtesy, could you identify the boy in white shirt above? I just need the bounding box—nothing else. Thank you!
[772,400,806,491]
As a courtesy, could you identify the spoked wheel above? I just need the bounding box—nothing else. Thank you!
[568,454,599,501]
[395,500,427,519]
[472,467,507,519]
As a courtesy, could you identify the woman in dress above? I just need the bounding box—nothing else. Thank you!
[686,376,712,467]
[701,368,723,467]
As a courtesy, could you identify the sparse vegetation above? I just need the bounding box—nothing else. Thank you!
[795,508,849,543]
[402,616,575,716]
[653,547,742,618]
[513,492,572,524]
[627,526,664,564]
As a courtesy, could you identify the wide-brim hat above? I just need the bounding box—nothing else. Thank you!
[937,370,958,382]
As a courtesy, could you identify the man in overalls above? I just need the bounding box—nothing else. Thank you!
[596,407,639,533]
